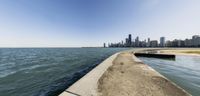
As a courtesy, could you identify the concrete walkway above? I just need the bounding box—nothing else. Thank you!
[59,53,119,96]
[98,52,191,96]
[59,50,191,96]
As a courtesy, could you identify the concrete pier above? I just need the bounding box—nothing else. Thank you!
[59,53,119,96]
[59,49,191,96]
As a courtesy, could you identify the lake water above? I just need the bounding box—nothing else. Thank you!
[0,48,128,96]
[139,55,200,96]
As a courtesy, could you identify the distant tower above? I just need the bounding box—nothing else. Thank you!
[103,43,106,48]
[160,37,165,47]
[192,35,200,47]
[147,38,150,47]
[125,38,128,47]
[150,40,158,47]
[108,43,110,47]
[135,36,139,47]
[128,34,132,47]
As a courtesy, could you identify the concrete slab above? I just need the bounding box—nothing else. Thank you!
[59,53,119,96]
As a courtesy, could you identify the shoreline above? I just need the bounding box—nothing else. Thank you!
[59,48,192,96]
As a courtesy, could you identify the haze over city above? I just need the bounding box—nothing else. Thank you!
[0,0,200,47]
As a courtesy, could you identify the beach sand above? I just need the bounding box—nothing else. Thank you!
[158,48,200,56]
[97,52,190,96]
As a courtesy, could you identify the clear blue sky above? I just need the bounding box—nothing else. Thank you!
[0,0,200,47]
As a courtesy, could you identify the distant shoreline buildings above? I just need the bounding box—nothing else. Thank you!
[106,34,200,48]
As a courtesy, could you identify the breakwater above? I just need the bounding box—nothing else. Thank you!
[59,49,191,96]
[59,53,119,96]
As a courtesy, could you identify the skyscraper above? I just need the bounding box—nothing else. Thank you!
[128,34,132,47]
[160,37,165,47]
[147,38,150,47]
[125,38,128,47]
[104,43,106,48]
[135,36,139,47]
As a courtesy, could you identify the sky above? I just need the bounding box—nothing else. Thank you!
[0,0,200,47]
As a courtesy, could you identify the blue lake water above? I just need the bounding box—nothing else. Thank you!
[0,48,128,96]
[139,55,200,96]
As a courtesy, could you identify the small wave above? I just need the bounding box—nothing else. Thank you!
[0,70,17,78]
[0,64,48,78]
[34,60,101,96]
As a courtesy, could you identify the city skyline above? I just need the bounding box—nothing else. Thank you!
[0,0,200,47]
[108,34,200,47]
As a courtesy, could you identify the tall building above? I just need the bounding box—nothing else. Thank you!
[165,40,172,47]
[128,34,132,47]
[178,40,185,47]
[103,43,106,48]
[192,35,200,47]
[185,39,192,47]
[125,38,128,47]
[160,37,165,47]
[141,40,147,47]
[147,38,150,47]
[172,39,179,47]
[135,36,139,47]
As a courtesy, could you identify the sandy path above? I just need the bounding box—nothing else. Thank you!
[97,52,190,96]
